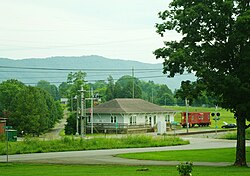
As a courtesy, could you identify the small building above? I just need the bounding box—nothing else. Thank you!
[0,118,7,135]
[86,98,177,134]
[60,98,69,105]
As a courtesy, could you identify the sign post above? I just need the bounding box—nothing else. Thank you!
[4,126,12,163]
[211,111,220,135]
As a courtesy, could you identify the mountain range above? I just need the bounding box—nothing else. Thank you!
[0,55,196,90]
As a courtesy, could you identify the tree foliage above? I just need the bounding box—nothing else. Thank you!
[37,80,60,100]
[0,80,63,136]
[154,0,250,166]
[113,75,142,99]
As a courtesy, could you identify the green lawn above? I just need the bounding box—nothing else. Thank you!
[118,147,250,163]
[0,164,249,176]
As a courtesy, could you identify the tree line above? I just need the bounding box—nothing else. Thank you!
[58,72,216,107]
[0,79,63,136]
[0,72,217,136]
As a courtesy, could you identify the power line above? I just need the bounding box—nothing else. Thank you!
[0,65,161,71]
[4,73,192,85]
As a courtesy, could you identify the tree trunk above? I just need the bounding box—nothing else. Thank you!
[234,113,247,166]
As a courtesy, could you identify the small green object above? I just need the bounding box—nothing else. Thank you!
[171,121,178,125]
[3,126,12,129]
[115,122,118,129]
[6,129,17,142]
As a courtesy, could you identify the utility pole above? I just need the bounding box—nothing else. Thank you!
[91,87,94,134]
[76,95,79,136]
[151,88,154,103]
[185,97,189,133]
[79,87,85,138]
[85,88,99,134]
[132,67,135,99]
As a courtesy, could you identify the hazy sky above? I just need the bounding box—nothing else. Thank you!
[0,0,180,63]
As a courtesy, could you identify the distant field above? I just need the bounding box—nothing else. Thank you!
[165,106,238,129]
[0,164,249,176]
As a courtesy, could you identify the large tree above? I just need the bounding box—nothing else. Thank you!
[37,80,60,100]
[154,0,250,166]
[114,75,142,99]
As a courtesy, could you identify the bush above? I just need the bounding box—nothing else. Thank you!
[176,161,193,176]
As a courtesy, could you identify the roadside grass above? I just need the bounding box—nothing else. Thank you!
[0,135,189,155]
[0,163,249,176]
[117,147,250,163]
[219,128,250,140]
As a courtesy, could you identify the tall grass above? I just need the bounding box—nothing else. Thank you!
[0,135,189,155]
[219,128,250,140]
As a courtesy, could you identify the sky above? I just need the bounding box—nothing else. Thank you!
[0,0,180,64]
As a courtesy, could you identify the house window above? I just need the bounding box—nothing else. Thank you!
[133,116,136,124]
[165,115,170,122]
[88,116,91,123]
[130,115,136,125]
[149,116,152,124]
[111,116,117,123]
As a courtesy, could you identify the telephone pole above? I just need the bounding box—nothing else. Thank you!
[91,87,94,134]
[132,67,135,99]
[79,87,85,138]
[75,95,79,136]
[185,97,189,133]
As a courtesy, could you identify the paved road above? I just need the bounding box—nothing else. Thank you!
[1,137,249,166]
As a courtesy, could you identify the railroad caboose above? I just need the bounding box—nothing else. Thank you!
[180,112,211,127]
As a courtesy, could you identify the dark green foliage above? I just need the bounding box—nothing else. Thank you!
[113,75,142,99]
[58,82,70,98]
[0,79,25,117]
[155,0,250,166]
[64,112,77,135]
[0,80,63,136]
[37,80,60,100]
[105,75,115,101]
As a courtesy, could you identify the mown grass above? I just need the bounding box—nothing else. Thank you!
[118,147,250,163]
[0,163,249,176]
[0,135,189,155]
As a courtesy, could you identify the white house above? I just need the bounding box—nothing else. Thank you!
[86,98,177,134]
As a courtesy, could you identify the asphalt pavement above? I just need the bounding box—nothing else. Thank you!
[1,137,249,166]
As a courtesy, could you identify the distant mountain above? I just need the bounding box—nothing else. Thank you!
[0,55,196,90]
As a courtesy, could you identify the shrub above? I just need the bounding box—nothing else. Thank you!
[176,161,193,176]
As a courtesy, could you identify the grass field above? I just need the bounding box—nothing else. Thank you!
[0,163,249,176]
[0,135,189,155]
[118,147,250,163]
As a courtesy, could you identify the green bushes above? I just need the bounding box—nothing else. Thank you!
[0,135,189,155]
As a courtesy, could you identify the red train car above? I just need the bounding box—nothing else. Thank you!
[180,112,211,127]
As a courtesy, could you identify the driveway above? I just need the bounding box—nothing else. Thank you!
[1,137,249,166]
